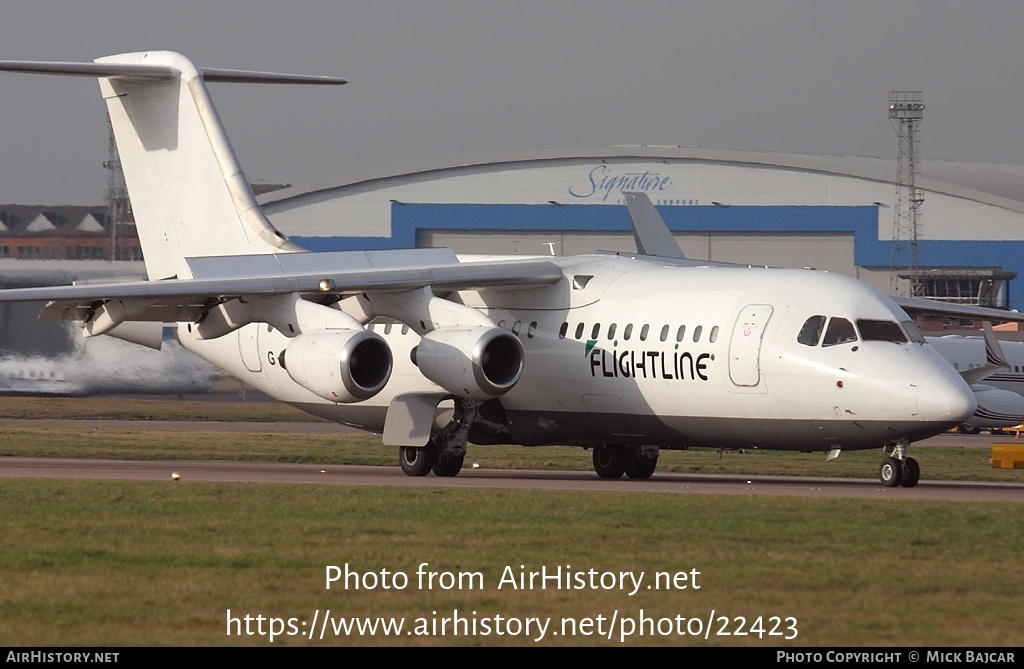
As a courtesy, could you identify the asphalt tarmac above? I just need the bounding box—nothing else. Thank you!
[1,422,1021,501]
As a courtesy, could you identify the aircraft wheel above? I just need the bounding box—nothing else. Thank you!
[432,453,465,477]
[901,457,921,488]
[592,444,628,479]
[399,445,436,477]
[879,456,903,488]
[624,453,658,480]
[957,424,982,435]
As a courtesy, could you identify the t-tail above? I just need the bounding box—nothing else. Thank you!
[0,51,345,280]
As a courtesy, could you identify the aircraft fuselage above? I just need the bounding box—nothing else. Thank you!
[179,254,974,454]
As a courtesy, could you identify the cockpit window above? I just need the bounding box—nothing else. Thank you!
[900,320,926,343]
[797,315,826,346]
[822,317,858,347]
[856,319,908,344]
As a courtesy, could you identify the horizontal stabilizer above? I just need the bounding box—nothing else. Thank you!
[0,59,345,85]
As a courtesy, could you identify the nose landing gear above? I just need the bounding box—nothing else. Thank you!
[879,440,920,488]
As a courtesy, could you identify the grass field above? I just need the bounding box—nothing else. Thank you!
[1,395,1022,647]
[0,395,320,422]
[1,478,1021,647]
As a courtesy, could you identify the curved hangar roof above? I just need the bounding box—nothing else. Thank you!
[260,146,1024,217]
[257,147,1024,311]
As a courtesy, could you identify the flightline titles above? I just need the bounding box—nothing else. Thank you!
[325,563,700,597]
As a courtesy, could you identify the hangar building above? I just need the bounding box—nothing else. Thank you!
[4,146,1024,358]
[260,147,1024,311]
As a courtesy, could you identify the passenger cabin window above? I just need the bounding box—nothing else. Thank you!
[574,323,584,339]
[591,323,601,339]
[608,323,617,340]
[559,322,568,339]
[709,326,719,343]
[623,324,633,340]
[660,325,669,342]
[676,325,686,342]
[640,324,650,341]
[822,317,857,347]
[692,325,703,342]
[856,320,907,344]
[797,315,826,346]
[528,322,537,338]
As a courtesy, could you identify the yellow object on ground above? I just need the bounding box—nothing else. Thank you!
[991,443,1024,469]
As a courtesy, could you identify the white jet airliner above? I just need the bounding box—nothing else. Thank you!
[0,51,1012,488]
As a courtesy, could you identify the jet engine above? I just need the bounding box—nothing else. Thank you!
[963,384,1024,428]
[412,326,524,399]
[280,330,392,403]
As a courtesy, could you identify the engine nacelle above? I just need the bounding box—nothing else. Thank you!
[964,384,1024,428]
[281,330,392,403]
[413,326,524,399]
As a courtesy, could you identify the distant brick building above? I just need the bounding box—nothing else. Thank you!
[0,204,141,261]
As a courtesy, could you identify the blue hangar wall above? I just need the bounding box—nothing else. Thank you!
[290,203,1024,308]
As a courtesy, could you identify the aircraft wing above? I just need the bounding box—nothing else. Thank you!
[891,295,1024,325]
[0,248,563,322]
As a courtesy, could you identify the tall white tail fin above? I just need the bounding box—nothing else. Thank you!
[0,51,346,280]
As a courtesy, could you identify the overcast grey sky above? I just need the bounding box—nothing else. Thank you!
[0,0,1021,204]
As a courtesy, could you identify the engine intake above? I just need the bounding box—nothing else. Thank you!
[412,326,524,399]
[282,330,392,403]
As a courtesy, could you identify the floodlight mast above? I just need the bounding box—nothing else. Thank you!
[888,90,925,297]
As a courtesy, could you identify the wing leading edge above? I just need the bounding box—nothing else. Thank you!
[892,295,1024,326]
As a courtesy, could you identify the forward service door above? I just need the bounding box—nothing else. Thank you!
[728,304,773,387]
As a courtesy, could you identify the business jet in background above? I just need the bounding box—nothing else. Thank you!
[925,330,1024,433]
[0,52,1014,489]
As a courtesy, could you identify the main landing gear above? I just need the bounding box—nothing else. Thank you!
[878,440,920,488]
[591,444,660,480]
[398,399,482,477]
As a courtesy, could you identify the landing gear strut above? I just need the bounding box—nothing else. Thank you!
[397,399,482,477]
[879,440,920,488]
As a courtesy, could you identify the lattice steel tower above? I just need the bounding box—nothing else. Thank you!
[888,90,925,296]
[102,115,130,261]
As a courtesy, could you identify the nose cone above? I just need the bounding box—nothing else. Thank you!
[916,369,976,423]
